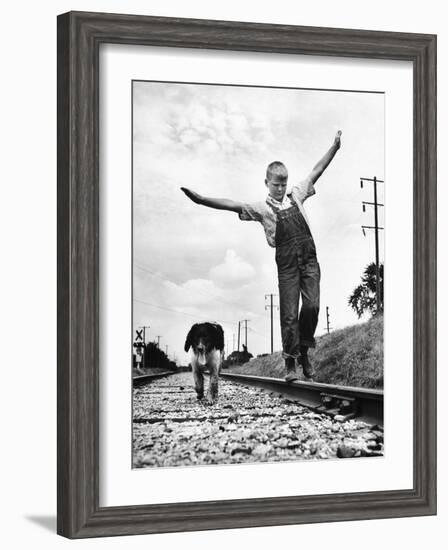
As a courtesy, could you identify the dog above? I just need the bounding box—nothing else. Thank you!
[184,322,224,404]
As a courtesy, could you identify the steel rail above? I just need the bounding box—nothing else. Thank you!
[133,371,175,386]
[221,372,383,426]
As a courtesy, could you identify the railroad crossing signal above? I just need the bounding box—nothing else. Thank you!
[134,328,145,349]
[133,329,145,363]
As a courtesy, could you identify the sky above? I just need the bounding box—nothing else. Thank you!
[132,81,384,365]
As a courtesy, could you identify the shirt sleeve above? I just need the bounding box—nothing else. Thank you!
[291,178,316,204]
[238,202,264,222]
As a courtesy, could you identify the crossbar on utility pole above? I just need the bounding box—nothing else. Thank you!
[140,326,150,344]
[360,177,384,183]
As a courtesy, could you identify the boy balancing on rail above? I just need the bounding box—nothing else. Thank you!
[181,130,342,382]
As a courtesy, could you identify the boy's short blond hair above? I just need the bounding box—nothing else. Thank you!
[266,161,288,181]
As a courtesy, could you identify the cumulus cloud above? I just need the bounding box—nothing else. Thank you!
[134,84,277,156]
[162,278,223,308]
[209,249,256,286]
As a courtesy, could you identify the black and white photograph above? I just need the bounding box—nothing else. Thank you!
[1,0,441,544]
[132,80,385,468]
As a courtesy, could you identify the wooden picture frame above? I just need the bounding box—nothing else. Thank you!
[57,11,437,538]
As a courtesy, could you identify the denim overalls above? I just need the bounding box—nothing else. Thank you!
[273,201,321,359]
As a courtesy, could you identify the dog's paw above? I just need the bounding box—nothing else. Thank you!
[204,395,218,406]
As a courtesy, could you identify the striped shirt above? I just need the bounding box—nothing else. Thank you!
[238,179,316,248]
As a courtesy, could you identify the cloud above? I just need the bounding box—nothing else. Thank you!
[134,82,278,156]
[162,278,223,308]
[209,249,256,286]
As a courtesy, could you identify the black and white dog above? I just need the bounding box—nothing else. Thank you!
[184,322,225,404]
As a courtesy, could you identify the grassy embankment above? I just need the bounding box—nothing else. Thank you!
[227,314,383,389]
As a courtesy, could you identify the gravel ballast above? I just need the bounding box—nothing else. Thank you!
[133,372,384,468]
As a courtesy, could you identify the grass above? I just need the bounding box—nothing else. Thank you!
[227,314,383,389]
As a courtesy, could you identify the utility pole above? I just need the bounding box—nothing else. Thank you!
[156,335,161,348]
[232,333,235,352]
[361,176,384,312]
[140,325,150,344]
[265,294,279,354]
[326,306,332,335]
[237,321,241,352]
[240,320,250,349]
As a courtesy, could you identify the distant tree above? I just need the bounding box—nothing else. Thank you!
[348,262,384,318]
[144,342,177,371]
[222,345,253,368]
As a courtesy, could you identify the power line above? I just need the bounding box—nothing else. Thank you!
[247,326,263,336]
[135,264,158,276]
[134,298,239,328]
[135,262,266,320]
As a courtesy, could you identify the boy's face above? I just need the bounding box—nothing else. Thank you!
[265,175,288,201]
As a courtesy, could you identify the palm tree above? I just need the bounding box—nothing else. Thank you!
[348,262,384,318]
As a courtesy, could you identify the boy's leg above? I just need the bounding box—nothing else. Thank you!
[298,345,314,379]
[298,255,321,378]
[277,253,301,381]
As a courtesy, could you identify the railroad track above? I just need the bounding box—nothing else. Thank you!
[221,372,383,426]
[133,372,384,468]
[133,371,175,386]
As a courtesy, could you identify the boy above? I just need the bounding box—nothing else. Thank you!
[181,130,342,382]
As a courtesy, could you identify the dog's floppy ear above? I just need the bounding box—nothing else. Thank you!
[214,323,225,351]
[184,324,197,352]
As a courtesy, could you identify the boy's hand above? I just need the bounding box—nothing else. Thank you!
[334,130,342,149]
[181,187,203,205]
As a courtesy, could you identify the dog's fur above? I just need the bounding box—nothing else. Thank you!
[184,323,225,403]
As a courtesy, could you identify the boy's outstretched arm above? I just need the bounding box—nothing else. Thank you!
[181,187,244,214]
[306,130,342,185]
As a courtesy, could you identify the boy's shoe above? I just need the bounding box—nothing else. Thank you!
[284,357,299,383]
[299,354,315,379]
